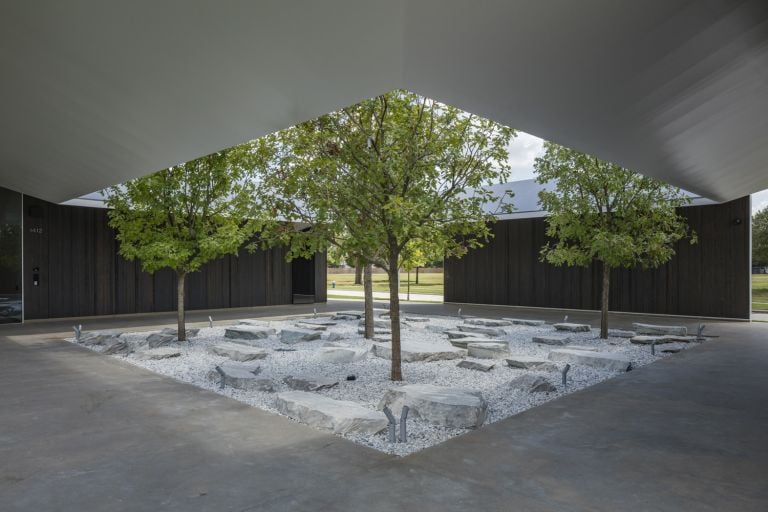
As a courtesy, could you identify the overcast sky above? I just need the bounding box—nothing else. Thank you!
[506,131,768,215]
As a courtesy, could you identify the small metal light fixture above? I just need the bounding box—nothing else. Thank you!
[208,315,214,328]
[561,363,571,388]
[651,339,656,356]
[697,323,706,341]
[313,307,317,318]
[73,324,82,342]
[457,308,462,319]
[732,217,742,225]
[563,315,568,322]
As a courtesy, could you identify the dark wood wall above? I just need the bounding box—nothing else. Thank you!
[445,197,751,319]
[22,196,326,320]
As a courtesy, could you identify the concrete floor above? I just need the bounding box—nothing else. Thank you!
[1,301,767,511]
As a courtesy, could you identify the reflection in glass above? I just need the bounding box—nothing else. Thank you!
[0,187,22,323]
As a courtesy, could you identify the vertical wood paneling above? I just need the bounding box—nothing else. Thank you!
[445,197,751,319]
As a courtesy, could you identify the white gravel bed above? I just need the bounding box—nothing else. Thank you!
[66,314,696,456]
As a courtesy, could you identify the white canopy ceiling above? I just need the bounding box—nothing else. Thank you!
[2,0,767,203]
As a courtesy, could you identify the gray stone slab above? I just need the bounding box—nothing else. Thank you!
[548,349,632,372]
[208,363,273,392]
[467,342,510,359]
[632,322,688,336]
[532,335,572,346]
[316,346,368,363]
[502,318,547,326]
[80,330,123,346]
[566,345,599,352]
[225,325,275,341]
[608,329,636,338]
[505,356,559,371]
[160,327,200,338]
[296,323,327,331]
[657,344,684,353]
[297,319,338,327]
[449,337,503,349]
[280,328,322,344]
[331,311,364,320]
[509,374,557,393]
[457,324,506,337]
[276,391,388,435]
[146,333,176,348]
[379,384,487,428]
[405,316,430,322]
[358,318,392,329]
[457,360,495,372]
[463,318,513,327]
[207,342,269,362]
[372,340,465,362]
[283,374,339,391]
[444,330,485,340]
[553,322,592,332]
[630,335,698,345]
[134,347,182,360]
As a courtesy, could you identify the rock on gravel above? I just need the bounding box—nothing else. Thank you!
[378,384,487,428]
[146,333,177,348]
[405,316,430,322]
[553,323,591,332]
[457,360,495,372]
[657,344,683,353]
[208,363,274,392]
[207,342,269,361]
[281,328,322,344]
[297,319,338,327]
[283,374,339,391]
[80,330,123,346]
[632,322,687,336]
[331,311,364,320]
[444,330,485,340]
[316,346,368,364]
[566,345,599,352]
[503,318,546,326]
[134,347,182,360]
[505,356,558,371]
[225,325,275,341]
[532,335,571,346]
[457,324,506,337]
[548,349,632,372]
[608,329,636,338]
[358,319,392,329]
[372,341,465,362]
[467,342,510,359]
[509,374,557,393]
[296,323,327,331]
[103,339,133,355]
[160,327,200,338]
[276,391,388,435]
[630,335,697,345]
[463,318,513,327]
[449,337,502,349]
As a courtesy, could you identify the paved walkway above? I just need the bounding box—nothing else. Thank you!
[1,302,767,511]
[327,288,443,302]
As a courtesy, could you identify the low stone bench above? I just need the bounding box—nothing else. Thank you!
[280,328,322,344]
[378,384,487,428]
[276,391,388,434]
[553,322,591,332]
[502,318,546,326]
[630,335,697,345]
[505,356,558,371]
[457,324,506,337]
[548,349,632,372]
[208,342,269,362]
[372,340,464,362]
[467,342,510,359]
[632,322,687,336]
[463,318,513,327]
[532,335,571,346]
[225,325,275,341]
[316,346,368,363]
[449,337,502,349]
[208,363,273,392]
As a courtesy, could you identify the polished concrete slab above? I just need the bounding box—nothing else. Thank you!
[1,302,767,511]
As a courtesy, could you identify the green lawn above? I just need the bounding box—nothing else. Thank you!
[328,272,444,296]
[753,274,768,311]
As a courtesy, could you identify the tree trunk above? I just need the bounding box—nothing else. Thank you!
[363,263,374,339]
[387,249,402,381]
[354,257,363,285]
[177,272,187,342]
[407,270,411,301]
[415,267,419,285]
[600,262,610,339]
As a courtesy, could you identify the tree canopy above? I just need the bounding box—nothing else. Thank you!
[753,206,768,267]
[534,142,695,337]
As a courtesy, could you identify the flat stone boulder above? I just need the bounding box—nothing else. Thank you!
[608,329,636,338]
[425,325,448,334]
[505,356,558,371]
[548,349,632,372]
[103,339,133,355]
[135,347,182,360]
[445,330,485,340]
[457,324,506,337]
[280,328,322,344]
[632,322,687,336]
[299,318,337,326]
[225,325,275,341]
[657,344,683,353]
[160,327,200,338]
[276,391,388,435]
[630,335,697,345]
[502,318,546,326]
[146,333,177,349]
[463,318,513,327]
[208,342,269,361]
[449,337,503,349]
[372,335,391,343]
[467,342,510,359]
[405,316,430,322]
[457,360,494,372]
[283,374,339,391]
[378,384,487,428]
[553,322,591,332]
[320,331,345,342]
[357,327,391,336]
[80,330,123,346]
[372,341,465,362]
[358,319,391,329]
[296,323,327,331]
[532,335,572,346]
[509,374,557,393]
[238,319,271,327]
[331,310,363,320]
[208,363,273,392]
[316,346,368,364]
[566,345,599,352]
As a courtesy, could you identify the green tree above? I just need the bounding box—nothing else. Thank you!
[260,90,513,380]
[106,145,267,340]
[753,207,768,267]
[534,142,696,338]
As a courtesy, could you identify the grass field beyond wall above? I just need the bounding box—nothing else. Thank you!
[753,274,768,311]
[328,272,444,297]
